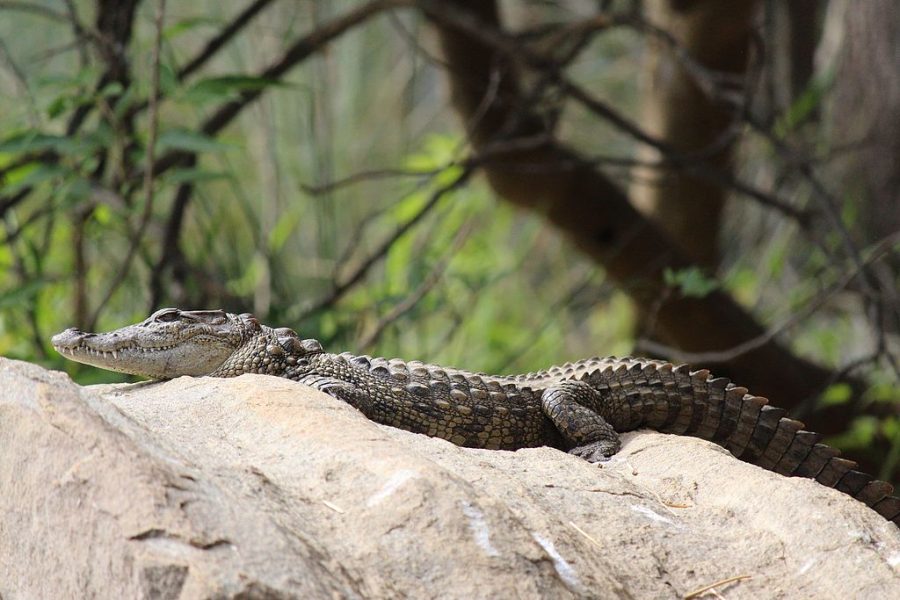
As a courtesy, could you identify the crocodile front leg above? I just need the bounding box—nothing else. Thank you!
[296,374,375,415]
[541,381,621,462]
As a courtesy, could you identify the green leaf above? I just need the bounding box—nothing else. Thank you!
[268,209,302,253]
[99,81,124,98]
[112,83,138,120]
[0,132,68,154]
[93,204,113,225]
[663,266,719,298]
[226,253,266,296]
[182,76,285,105]
[159,63,179,97]
[35,65,102,91]
[60,177,92,204]
[164,16,219,39]
[156,129,230,154]
[46,95,69,119]
[1,163,67,194]
[826,416,879,452]
[766,242,787,279]
[776,68,834,135]
[821,383,853,406]
[189,75,283,94]
[863,379,900,404]
[403,133,461,171]
[0,131,104,156]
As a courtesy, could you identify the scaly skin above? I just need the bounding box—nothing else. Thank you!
[52,308,900,526]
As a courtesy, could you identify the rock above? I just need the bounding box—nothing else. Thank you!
[1,357,898,599]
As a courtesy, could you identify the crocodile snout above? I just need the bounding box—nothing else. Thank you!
[51,327,103,349]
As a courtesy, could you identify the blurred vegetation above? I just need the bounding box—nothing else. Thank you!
[0,1,636,380]
[0,1,897,471]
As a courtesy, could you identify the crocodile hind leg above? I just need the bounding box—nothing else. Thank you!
[541,381,621,462]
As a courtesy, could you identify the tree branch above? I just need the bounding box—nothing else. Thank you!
[150,0,412,177]
[635,231,900,364]
[425,0,857,434]
[124,0,280,119]
[297,167,472,320]
[145,0,410,309]
[358,220,474,350]
[0,1,69,23]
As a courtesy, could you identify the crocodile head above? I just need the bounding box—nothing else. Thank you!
[51,308,251,379]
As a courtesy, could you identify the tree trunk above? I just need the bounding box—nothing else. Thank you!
[630,0,758,269]
[826,0,900,247]
[425,0,872,444]
[824,0,900,336]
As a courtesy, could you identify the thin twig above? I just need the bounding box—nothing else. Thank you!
[124,0,280,119]
[89,0,166,329]
[744,114,900,377]
[147,1,411,305]
[568,521,603,550]
[636,231,900,365]
[61,0,90,66]
[420,3,658,149]
[296,167,472,320]
[387,9,451,71]
[300,166,445,195]
[0,39,41,126]
[494,268,605,373]
[358,219,474,349]
[683,574,752,599]
[419,1,811,226]
[150,0,413,177]
[180,0,277,79]
[0,1,69,23]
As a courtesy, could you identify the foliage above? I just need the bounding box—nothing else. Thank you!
[0,0,896,433]
[663,267,719,299]
[0,2,627,383]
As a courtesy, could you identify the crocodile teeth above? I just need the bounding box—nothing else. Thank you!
[112,350,118,359]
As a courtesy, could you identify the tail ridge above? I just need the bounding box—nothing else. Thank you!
[595,359,900,526]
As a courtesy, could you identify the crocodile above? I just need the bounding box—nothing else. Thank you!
[52,307,900,526]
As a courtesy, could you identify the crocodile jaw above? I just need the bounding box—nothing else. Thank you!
[52,330,234,378]
[51,308,247,379]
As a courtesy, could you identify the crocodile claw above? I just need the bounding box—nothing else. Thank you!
[569,440,620,463]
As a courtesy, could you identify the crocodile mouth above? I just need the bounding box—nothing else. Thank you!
[53,343,180,360]
[50,327,186,357]
[50,325,239,378]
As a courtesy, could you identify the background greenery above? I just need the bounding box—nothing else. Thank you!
[0,1,897,473]
[0,1,638,376]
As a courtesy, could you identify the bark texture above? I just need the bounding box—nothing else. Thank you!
[630,0,758,268]
[827,0,900,248]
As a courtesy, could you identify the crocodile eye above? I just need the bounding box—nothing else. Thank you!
[154,310,181,323]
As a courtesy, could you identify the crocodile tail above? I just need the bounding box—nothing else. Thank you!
[595,359,900,526]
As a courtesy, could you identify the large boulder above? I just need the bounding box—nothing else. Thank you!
[1,357,898,599]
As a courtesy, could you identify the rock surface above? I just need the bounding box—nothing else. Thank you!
[1,357,899,599]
